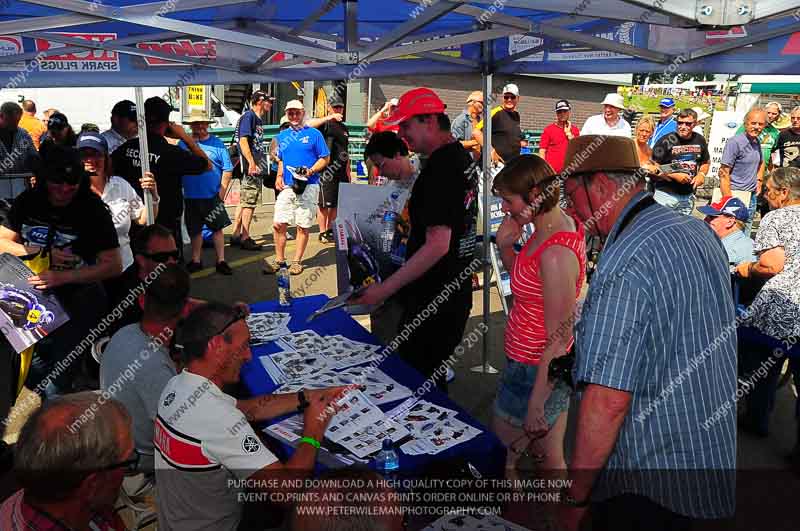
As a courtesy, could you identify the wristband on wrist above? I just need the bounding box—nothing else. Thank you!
[299,436,320,449]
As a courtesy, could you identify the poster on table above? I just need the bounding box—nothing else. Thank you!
[333,181,413,311]
[0,253,69,353]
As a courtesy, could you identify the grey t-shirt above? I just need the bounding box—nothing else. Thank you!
[721,132,762,192]
[100,323,176,473]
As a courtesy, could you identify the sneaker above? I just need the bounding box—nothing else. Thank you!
[230,235,241,247]
[240,237,263,251]
[186,261,203,273]
[288,262,304,275]
[216,261,233,275]
[319,231,333,244]
[262,259,287,275]
[286,231,295,241]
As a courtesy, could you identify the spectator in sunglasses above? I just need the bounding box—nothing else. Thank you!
[0,145,122,396]
[0,392,134,531]
[472,83,523,164]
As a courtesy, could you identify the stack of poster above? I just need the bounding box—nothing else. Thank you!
[391,400,482,456]
[275,366,413,406]
[277,330,383,369]
[246,312,291,345]
[0,253,69,353]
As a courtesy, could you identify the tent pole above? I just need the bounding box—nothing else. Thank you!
[471,38,498,375]
[134,87,155,225]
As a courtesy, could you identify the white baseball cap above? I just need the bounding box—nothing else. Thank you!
[601,93,625,109]
[285,99,304,111]
[502,83,520,97]
[389,98,399,106]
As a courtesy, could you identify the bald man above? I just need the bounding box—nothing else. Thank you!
[452,90,484,157]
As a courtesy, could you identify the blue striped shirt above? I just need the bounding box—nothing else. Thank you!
[574,191,736,518]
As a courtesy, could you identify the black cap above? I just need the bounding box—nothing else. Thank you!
[554,99,571,112]
[144,96,173,124]
[329,93,345,107]
[47,112,69,131]
[111,99,137,121]
[251,90,275,104]
[38,145,87,185]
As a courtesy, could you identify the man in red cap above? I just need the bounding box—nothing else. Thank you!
[351,88,479,392]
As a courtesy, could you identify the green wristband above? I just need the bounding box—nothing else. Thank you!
[299,436,321,449]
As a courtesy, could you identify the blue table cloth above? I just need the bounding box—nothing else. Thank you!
[240,294,506,479]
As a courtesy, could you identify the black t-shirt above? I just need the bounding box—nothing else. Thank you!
[773,129,800,169]
[404,142,478,303]
[0,128,14,152]
[492,109,522,162]
[112,133,207,224]
[3,189,119,298]
[319,120,349,178]
[652,132,710,195]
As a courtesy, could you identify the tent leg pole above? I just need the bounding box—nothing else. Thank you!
[471,62,498,376]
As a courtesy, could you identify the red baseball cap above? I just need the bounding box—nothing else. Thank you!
[385,88,446,125]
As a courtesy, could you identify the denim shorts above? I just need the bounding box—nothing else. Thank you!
[494,357,571,428]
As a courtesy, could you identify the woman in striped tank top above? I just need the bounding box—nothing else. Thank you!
[491,155,586,476]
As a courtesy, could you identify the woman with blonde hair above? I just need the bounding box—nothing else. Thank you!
[491,155,586,475]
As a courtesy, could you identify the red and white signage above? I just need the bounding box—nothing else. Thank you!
[135,39,216,66]
[0,35,24,71]
[34,33,119,71]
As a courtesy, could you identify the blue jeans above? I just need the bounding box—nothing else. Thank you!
[653,189,695,216]
[742,191,757,237]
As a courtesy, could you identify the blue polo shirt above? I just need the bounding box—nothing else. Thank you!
[574,192,736,519]
[179,135,232,199]
[648,116,677,147]
[276,125,329,186]
[721,132,762,192]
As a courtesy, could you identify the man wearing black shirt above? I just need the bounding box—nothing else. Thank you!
[351,88,478,391]
[112,97,210,259]
[307,94,350,244]
[472,83,523,163]
[652,108,710,216]
[773,106,800,169]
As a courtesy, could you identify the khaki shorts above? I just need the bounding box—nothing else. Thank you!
[273,184,319,229]
[240,173,263,208]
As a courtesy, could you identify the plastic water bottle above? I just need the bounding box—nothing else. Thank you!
[277,264,291,307]
[380,192,400,253]
[375,438,399,474]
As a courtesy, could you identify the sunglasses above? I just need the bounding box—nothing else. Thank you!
[503,94,517,100]
[216,305,249,337]
[141,250,180,263]
[100,450,140,473]
[677,121,695,126]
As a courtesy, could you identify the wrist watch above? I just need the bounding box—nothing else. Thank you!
[561,486,590,508]
[297,390,310,413]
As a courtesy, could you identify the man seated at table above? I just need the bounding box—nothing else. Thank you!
[154,302,348,531]
[698,195,755,267]
[100,262,189,476]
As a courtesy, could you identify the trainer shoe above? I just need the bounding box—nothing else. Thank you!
[186,261,203,273]
[319,231,334,244]
[230,235,241,246]
[240,237,263,251]
[216,261,233,275]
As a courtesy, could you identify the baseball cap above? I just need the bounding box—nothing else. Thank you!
[502,84,520,97]
[698,196,749,221]
[251,90,275,104]
[659,97,676,108]
[285,99,304,111]
[601,93,625,109]
[385,88,446,125]
[144,97,173,124]
[555,99,571,112]
[329,93,345,107]
[47,112,69,131]
[77,132,109,154]
[563,135,640,175]
[111,100,137,121]
[38,145,87,185]
[389,98,399,107]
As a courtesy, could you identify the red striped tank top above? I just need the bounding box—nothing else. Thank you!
[505,224,586,365]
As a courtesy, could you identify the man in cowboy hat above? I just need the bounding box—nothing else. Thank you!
[180,108,233,275]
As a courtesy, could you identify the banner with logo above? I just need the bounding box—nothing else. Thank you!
[707,111,746,186]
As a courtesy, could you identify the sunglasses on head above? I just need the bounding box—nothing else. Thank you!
[99,450,140,473]
[141,250,179,263]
